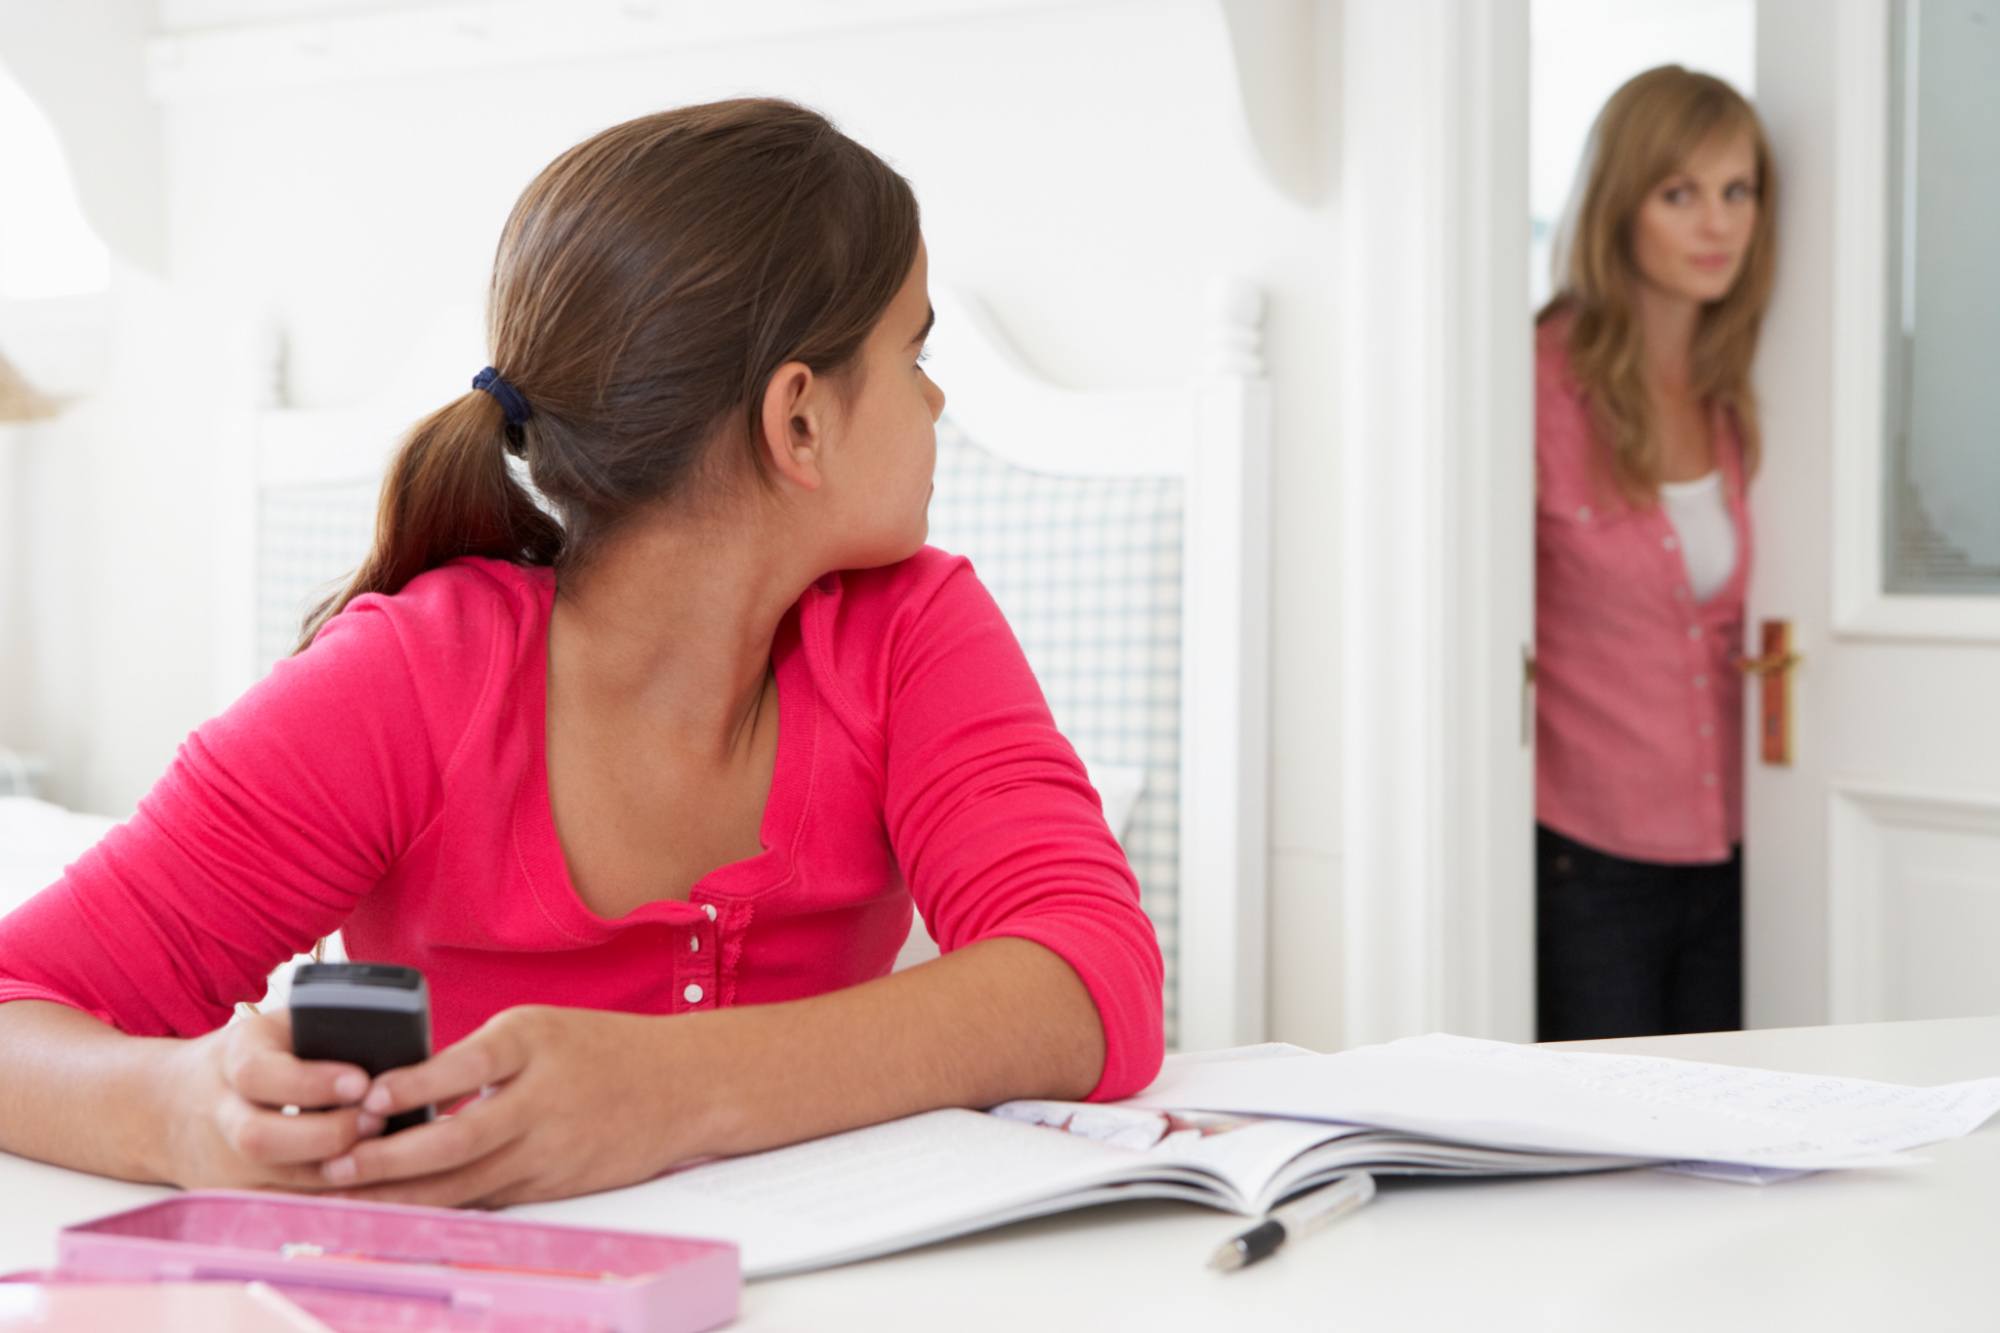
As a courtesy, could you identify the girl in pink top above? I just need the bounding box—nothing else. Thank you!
[0,100,1164,1205]
[1535,68,1777,1041]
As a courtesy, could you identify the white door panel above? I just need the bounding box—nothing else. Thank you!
[1829,789,2000,1022]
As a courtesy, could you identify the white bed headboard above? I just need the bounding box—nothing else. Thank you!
[227,282,1272,1051]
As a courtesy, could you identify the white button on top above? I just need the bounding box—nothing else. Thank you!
[688,935,701,953]
[684,983,704,1004]
[1576,505,1593,522]
[1700,722,1715,738]
[702,903,718,922]
[1702,773,1718,787]
[1663,535,1679,551]
[1674,586,1690,602]
[1694,674,1709,689]
[1686,625,1702,640]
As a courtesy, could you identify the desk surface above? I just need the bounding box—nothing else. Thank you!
[5,1017,1997,1331]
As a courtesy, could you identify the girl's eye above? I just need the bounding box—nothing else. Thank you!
[1663,185,1691,205]
[1725,182,1755,201]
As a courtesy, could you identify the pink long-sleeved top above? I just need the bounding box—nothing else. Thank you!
[0,551,1165,1100]
[1535,313,1752,865]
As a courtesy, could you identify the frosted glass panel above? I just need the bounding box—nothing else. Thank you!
[1884,0,2000,595]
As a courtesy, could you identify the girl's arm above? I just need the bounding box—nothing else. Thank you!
[0,597,444,1183]
[301,934,1100,1206]
[0,600,438,1038]
[0,999,381,1188]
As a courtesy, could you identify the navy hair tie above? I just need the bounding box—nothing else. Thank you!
[472,366,533,428]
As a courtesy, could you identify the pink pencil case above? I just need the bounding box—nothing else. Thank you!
[48,1190,738,1332]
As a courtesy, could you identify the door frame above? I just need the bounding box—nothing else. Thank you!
[1336,0,1535,1046]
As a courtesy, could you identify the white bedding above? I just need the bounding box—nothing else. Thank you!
[0,797,118,917]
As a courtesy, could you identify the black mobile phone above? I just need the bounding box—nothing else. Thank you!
[289,962,436,1135]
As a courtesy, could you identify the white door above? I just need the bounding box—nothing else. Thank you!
[1747,0,2000,1029]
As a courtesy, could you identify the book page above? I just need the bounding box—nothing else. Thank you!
[514,1106,1304,1278]
[990,1100,1374,1212]
[1125,1033,2000,1170]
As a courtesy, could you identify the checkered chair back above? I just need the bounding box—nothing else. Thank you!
[925,417,1186,1045]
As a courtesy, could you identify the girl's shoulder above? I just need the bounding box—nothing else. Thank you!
[326,557,550,637]
[307,557,552,697]
[801,546,986,666]
[821,543,969,611]
[796,546,1002,739]
[1531,306,1633,514]
[1533,309,1597,468]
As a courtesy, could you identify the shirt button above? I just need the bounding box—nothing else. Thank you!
[1700,722,1715,738]
[1694,674,1709,689]
[1674,586,1690,601]
[688,934,701,953]
[684,983,704,1004]
[1663,535,1680,551]
[702,903,718,922]
[1702,773,1718,787]
[1576,505,1593,522]
[1687,625,1702,640]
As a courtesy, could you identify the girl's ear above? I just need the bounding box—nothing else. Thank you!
[758,361,826,491]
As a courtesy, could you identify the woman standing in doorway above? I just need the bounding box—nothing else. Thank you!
[1535,66,1777,1041]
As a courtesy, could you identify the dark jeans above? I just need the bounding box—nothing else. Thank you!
[1535,824,1742,1042]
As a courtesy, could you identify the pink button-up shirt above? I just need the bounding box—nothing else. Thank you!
[1535,314,1752,865]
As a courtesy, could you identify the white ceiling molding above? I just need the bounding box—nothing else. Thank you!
[147,0,1088,101]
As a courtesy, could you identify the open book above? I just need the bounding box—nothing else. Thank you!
[511,1046,1635,1278]
[514,1035,2000,1277]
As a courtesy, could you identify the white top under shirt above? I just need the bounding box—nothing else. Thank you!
[1659,470,1738,603]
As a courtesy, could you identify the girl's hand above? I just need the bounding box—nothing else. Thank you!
[161,1008,384,1189]
[317,1005,709,1208]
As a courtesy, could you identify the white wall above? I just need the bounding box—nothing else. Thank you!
[1,0,1352,1049]
[0,0,210,811]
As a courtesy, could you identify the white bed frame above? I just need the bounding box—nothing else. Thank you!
[219,283,1273,1050]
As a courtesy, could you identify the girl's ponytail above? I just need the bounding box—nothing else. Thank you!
[296,388,562,651]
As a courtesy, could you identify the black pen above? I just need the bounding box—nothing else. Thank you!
[1208,1171,1376,1272]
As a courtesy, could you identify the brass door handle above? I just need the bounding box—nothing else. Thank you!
[1736,650,1803,676]
[1746,620,1797,765]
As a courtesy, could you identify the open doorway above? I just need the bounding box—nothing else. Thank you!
[1526,0,1759,1042]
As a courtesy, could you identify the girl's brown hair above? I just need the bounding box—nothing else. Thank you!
[300,98,921,648]
[1540,65,1776,503]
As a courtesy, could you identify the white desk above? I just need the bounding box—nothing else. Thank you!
[5,1017,1998,1331]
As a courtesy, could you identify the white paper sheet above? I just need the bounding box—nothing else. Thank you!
[1123,1033,2000,1170]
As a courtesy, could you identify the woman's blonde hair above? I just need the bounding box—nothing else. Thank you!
[1541,65,1776,503]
